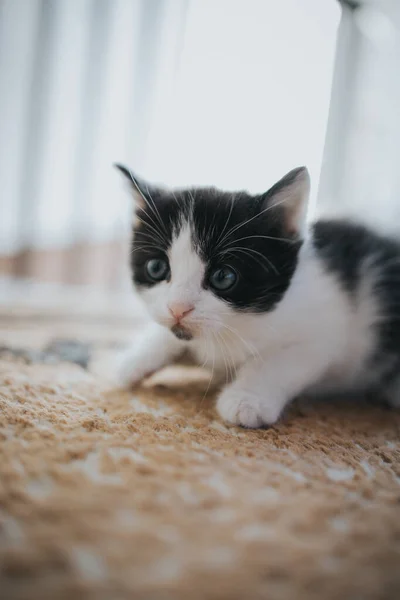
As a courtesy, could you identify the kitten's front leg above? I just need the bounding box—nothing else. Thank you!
[116,322,185,388]
[217,345,328,428]
[216,371,286,429]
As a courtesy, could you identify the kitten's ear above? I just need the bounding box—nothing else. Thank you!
[262,166,310,236]
[114,163,152,211]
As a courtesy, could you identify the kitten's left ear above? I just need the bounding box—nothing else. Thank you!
[262,166,310,236]
[114,163,154,211]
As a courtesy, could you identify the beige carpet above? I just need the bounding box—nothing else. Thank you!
[1,314,400,599]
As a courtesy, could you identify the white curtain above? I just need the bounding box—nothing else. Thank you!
[0,0,188,257]
[0,0,340,264]
[318,0,400,233]
[142,0,340,217]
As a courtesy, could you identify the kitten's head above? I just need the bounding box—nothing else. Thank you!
[117,165,310,341]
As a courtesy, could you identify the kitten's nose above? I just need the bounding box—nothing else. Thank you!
[168,303,194,322]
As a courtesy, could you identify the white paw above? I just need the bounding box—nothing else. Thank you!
[114,347,157,388]
[216,388,284,428]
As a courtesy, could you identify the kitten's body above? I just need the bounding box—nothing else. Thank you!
[116,165,400,427]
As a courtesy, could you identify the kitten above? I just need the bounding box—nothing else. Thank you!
[115,164,400,428]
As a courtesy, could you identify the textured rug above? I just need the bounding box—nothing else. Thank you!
[1,319,400,600]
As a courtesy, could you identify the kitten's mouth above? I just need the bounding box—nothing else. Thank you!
[171,324,193,341]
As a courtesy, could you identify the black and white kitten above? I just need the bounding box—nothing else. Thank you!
[116,164,400,428]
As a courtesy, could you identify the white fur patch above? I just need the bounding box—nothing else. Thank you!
[167,223,205,307]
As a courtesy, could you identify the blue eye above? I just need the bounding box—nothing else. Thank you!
[145,258,169,281]
[209,266,237,291]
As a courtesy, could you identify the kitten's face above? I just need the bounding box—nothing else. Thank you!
[117,166,310,341]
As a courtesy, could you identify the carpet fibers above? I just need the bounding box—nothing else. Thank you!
[0,322,400,599]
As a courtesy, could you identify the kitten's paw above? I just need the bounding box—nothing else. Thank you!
[114,347,156,388]
[216,388,284,428]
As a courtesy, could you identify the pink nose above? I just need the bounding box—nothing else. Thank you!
[168,303,194,322]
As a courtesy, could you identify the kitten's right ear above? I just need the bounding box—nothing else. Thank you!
[114,163,149,210]
[262,166,310,236]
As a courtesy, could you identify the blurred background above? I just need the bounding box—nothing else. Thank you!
[0,0,399,310]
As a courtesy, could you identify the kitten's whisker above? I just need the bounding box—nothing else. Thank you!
[220,322,264,364]
[206,203,220,247]
[218,331,238,381]
[144,183,169,237]
[136,195,167,243]
[131,241,159,248]
[135,230,166,246]
[198,328,211,370]
[224,329,257,363]
[130,245,161,255]
[222,246,279,275]
[215,193,236,248]
[126,167,167,239]
[137,218,166,247]
[188,189,196,207]
[170,189,182,210]
[214,331,231,384]
[199,333,211,370]
[190,314,278,339]
[131,245,160,253]
[233,234,294,245]
[200,330,216,409]
[219,330,237,382]
[216,195,291,250]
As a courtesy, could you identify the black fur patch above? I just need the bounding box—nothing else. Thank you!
[313,220,377,293]
[130,184,302,313]
[130,187,183,288]
[313,219,400,359]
